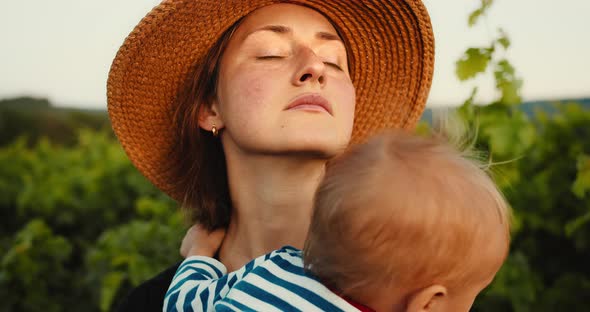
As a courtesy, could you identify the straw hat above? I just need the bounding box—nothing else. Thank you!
[107,0,435,200]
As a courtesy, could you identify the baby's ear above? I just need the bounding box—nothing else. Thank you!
[406,285,447,312]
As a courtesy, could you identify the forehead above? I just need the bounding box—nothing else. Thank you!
[234,3,339,39]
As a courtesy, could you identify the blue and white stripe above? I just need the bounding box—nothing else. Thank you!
[164,246,359,312]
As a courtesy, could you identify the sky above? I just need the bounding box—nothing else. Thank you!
[1,0,589,108]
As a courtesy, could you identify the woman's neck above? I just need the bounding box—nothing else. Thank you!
[218,152,326,272]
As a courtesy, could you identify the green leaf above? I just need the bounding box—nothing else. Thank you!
[456,48,493,81]
[468,8,484,27]
[463,87,479,108]
[483,252,539,310]
[480,110,535,159]
[572,154,590,198]
[565,211,590,237]
[468,0,495,27]
[100,272,124,312]
[0,219,73,311]
[457,87,479,127]
[497,28,511,49]
[495,59,523,105]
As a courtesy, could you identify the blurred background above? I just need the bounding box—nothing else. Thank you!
[1,0,589,311]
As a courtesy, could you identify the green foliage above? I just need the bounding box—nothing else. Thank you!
[494,60,523,105]
[468,0,495,27]
[475,252,540,312]
[467,102,590,311]
[0,129,184,311]
[496,29,511,49]
[455,34,519,91]
[457,1,521,109]
[2,111,588,312]
[572,154,590,199]
[87,197,183,311]
[456,3,590,311]
[456,48,493,81]
[1,219,72,312]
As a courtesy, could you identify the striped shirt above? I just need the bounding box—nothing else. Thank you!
[164,246,360,312]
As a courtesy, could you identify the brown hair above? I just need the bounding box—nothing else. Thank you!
[303,130,511,298]
[168,19,244,230]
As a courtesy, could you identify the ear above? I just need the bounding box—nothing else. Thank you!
[406,285,447,312]
[197,99,224,132]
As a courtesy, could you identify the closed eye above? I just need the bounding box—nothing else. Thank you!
[257,56,342,71]
[256,55,285,60]
[324,62,343,71]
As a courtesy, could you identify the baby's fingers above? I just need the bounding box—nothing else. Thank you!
[180,225,227,258]
[208,228,226,246]
[180,224,206,257]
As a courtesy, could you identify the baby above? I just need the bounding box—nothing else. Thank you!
[164,130,511,312]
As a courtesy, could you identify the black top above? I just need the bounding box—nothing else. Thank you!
[114,262,182,312]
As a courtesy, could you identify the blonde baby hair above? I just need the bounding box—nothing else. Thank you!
[303,128,511,302]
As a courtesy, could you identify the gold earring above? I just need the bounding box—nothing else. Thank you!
[211,125,218,137]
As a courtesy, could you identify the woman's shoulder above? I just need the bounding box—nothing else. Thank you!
[114,261,182,312]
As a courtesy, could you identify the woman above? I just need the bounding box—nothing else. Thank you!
[108,0,434,310]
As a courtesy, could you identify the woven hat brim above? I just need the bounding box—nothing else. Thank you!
[107,0,435,201]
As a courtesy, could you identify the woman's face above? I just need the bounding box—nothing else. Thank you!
[209,3,356,157]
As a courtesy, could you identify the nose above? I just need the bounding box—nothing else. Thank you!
[292,47,326,87]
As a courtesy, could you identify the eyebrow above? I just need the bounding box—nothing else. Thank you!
[246,25,342,42]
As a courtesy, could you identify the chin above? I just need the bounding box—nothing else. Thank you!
[280,134,350,158]
[228,128,351,158]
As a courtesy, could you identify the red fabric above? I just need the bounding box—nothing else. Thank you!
[327,285,375,311]
[342,296,375,312]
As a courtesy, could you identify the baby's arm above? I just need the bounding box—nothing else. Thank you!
[163,225,227,312]
[180,224,226,259]
[164,226,289,311]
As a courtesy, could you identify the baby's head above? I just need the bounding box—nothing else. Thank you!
[303,130,511,312]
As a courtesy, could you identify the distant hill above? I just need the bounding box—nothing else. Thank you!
[420,97,590,124]
[0,97,111,146]
[1,96,589,146]
[520,98,590,116]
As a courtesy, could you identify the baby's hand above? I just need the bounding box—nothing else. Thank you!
[180,225,226,258]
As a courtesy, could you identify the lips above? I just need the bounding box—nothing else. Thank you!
[285,93,333,115]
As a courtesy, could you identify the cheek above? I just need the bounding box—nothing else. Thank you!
[221,69,274,116]
[334,79,356,123]
[238,74,265,104]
